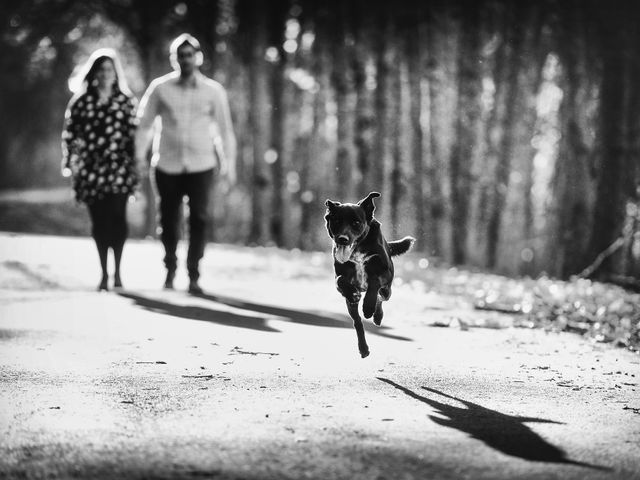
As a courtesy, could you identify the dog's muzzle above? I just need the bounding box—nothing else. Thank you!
[336,235,350,246]
[334,241,355,263]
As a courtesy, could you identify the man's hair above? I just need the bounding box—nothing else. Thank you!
[169,33,203,70]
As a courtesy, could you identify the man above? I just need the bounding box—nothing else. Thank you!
[136,33,236,294]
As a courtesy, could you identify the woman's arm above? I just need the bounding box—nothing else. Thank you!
[60,95,84,177]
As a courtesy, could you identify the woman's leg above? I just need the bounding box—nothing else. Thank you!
[87,199,110,290]
[111,193,129,288]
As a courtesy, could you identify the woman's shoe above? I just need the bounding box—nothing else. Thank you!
[164,271,175,290]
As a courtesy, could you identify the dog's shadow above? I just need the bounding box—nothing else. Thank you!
[377,377,610,470]
[118,291,412,341]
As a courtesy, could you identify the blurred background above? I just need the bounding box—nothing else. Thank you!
[0,0,639,285]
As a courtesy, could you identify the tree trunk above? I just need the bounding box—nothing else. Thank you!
[449,0,483,264]
[487,4,523,270]
[353,2,375,200]
[301,11,331,250]
[282,61,301,249]
[332,2,356,201]
[465,3,509,268]
[621,5,640,278]
[588,5,629,276]
[425,4,458,262]
[373,2,393,227]
[495,3,546,276]
[270,58,286,246]
[406,11,427,251]
[546,2,593,277]
[588,1,640,278]
[245,2,271,245]
[267,1,290,247]
[389,40,404,239]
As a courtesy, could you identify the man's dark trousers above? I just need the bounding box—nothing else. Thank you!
[155,167,214,281]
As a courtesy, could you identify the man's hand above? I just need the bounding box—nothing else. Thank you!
[215,139,236,184]
[223,161,237,185]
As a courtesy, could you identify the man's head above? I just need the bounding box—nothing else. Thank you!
[169,33,203,75]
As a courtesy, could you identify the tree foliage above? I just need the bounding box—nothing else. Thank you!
[1,0,639,282]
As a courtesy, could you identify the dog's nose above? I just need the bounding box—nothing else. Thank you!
[336,235,350,246]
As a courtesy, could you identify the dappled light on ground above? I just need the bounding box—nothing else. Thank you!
[393,255,640,353]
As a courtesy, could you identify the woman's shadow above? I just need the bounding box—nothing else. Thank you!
[117,291,411,341]
[377,377,610,470]
[117,291,280,332]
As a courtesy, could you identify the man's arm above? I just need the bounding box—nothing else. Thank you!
[213,84,237,183]
[135,81,160,165]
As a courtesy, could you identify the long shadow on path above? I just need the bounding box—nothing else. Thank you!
[118,291,280,332]
[119,291,411,341]
[192,292,412,341]
[378,378,610,470]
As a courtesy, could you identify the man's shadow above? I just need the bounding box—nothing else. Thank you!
[118,291,411,341]
[192,292,411,341]
[378,378,609,470]
[118,291,280,332]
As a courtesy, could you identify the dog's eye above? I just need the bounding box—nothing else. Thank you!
[352,220,361,227]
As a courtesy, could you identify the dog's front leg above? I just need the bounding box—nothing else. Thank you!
[363,256,387,319]
[336,275,361,303]
[346,300,369,358]
[334,261,360,303]
[362,281,380,319]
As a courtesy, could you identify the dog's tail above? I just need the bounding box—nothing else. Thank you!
[388,236,416,256]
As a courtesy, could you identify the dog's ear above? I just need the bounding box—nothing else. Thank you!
[358,192,381,221]
[325,199,340,212]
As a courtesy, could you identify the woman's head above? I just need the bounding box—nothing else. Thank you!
[86,55,116,90]
[68,48,131,95]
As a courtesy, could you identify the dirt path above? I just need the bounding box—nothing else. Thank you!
[0,233,639,479]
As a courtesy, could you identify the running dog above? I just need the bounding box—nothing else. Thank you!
[325,192,415,358]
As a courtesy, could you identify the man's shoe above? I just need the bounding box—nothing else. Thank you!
[98,275,109,292]
[188,279,203,295]
[164,271,175,290]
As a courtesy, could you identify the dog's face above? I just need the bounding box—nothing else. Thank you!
[325,192,380,263]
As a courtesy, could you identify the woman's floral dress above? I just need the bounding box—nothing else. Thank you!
[62,88,138,204]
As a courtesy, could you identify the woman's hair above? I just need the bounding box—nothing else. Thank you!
[68,48,132,96]
[169,33,204,70]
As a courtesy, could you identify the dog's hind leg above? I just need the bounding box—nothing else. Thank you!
[373,297,383,326]
[346,300,369,358]
[373,285,390,325]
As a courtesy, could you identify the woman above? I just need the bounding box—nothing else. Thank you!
[61,49,138,291]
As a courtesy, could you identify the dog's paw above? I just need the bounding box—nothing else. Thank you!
[363,291,377,319]
[359,347,370,358]
[373,304,384,326]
